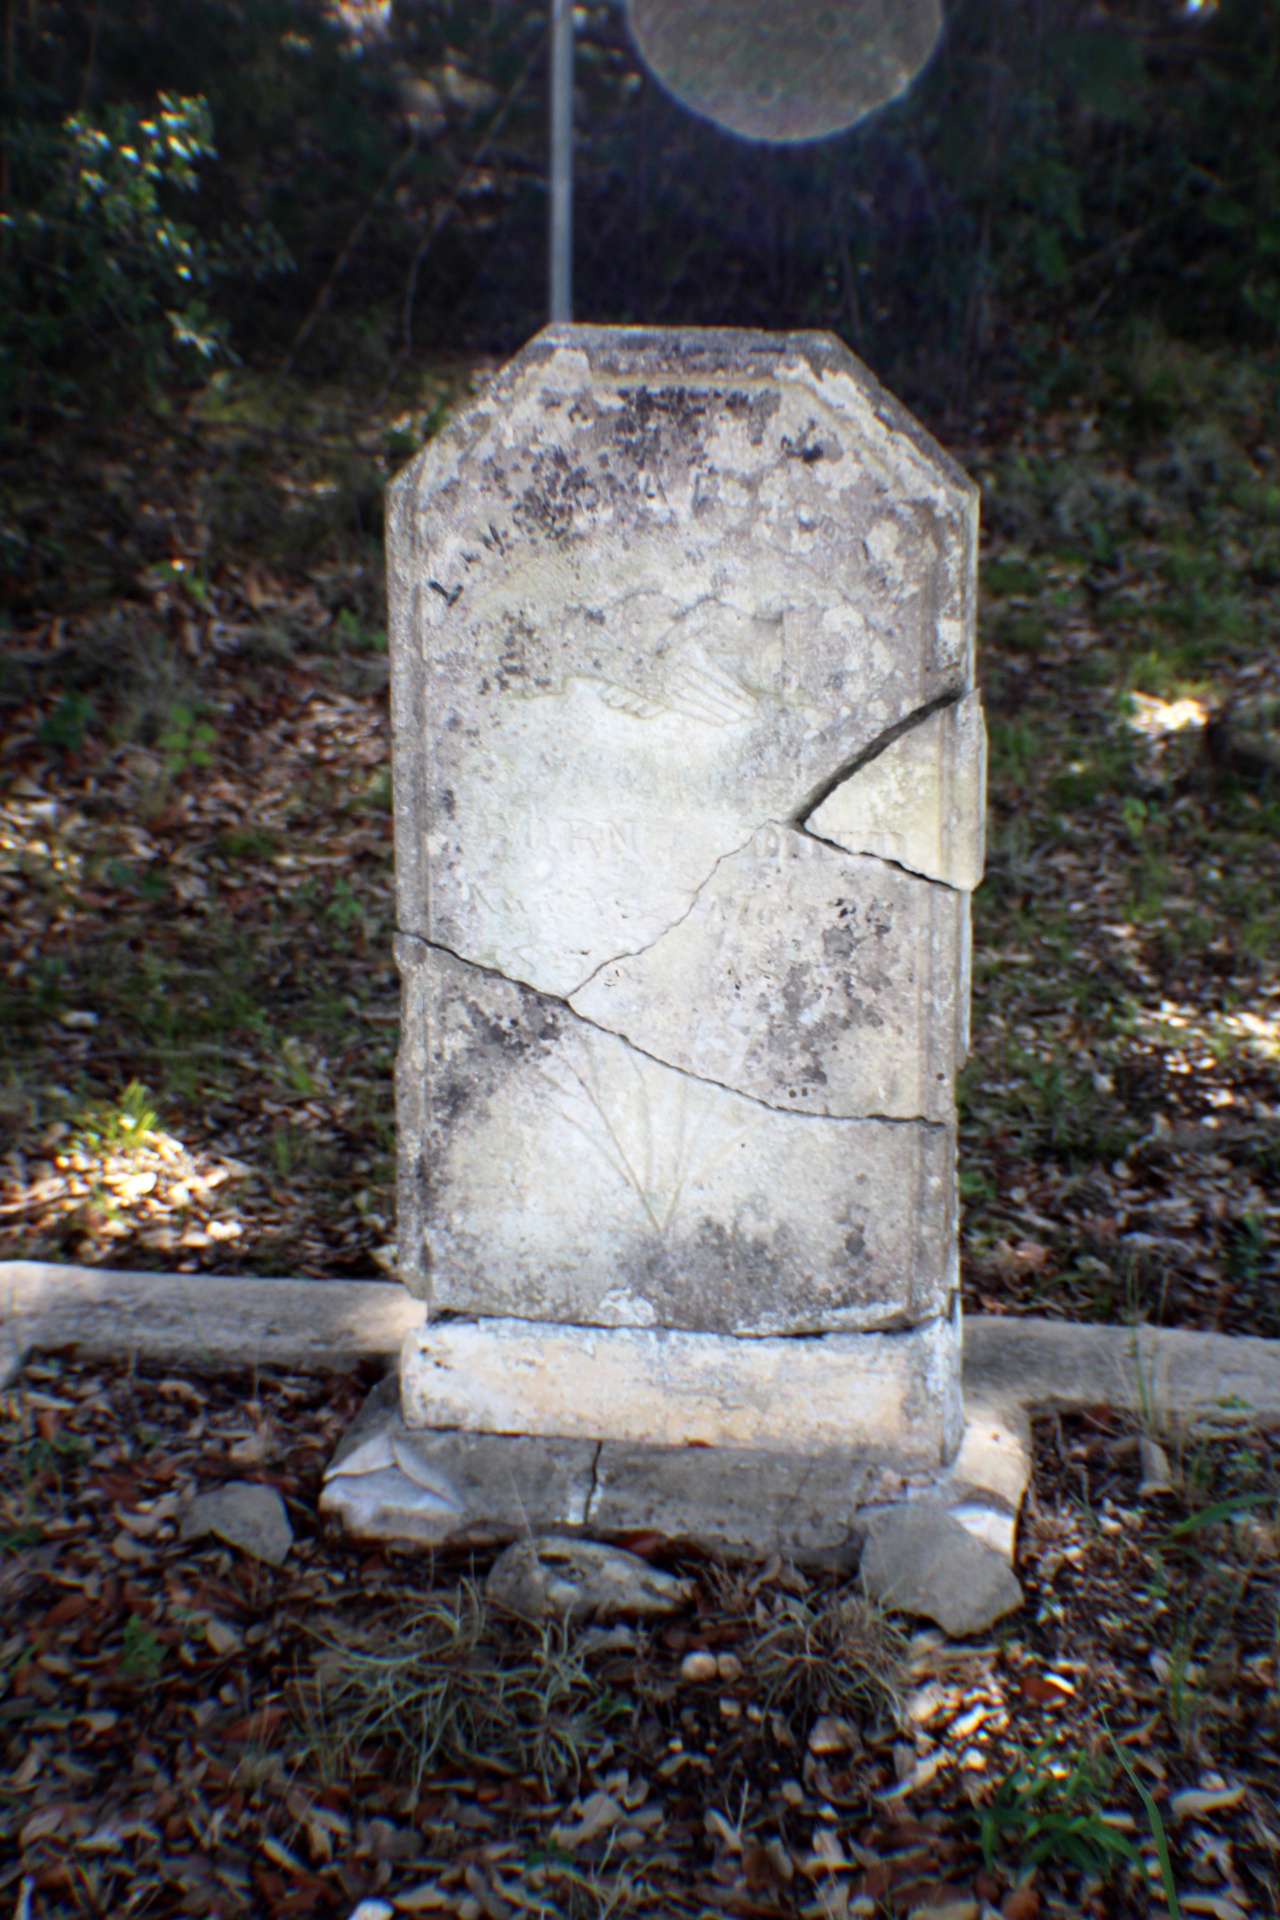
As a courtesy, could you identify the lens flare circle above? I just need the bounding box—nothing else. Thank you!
[627,0,942,143]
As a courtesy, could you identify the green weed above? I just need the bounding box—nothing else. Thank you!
[157,704,217,775]
[979,1744,1136,1879]
[120,1614,165,1680]
[325,876,364,931]
[217,827,280,859]
[334,606,386,653]
[37,691,95,754]
[71,1080,159,1154]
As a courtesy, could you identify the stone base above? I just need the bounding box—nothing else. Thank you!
[399,1310,963,1463]
[320,1371,1027,1568]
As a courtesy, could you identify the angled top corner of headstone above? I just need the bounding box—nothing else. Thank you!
[386,322,977,523]
[385,322,982,1000]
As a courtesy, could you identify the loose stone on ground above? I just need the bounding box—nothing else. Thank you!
[180,1479,293,1566]
[859,1505,1023,1638]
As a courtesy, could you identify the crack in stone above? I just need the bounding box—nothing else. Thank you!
[565,692,969,995]
[796,817,961,892]
[583,1439,604,1526]
[565,828,760,998]
[423,1306,956,1346]
[407,933,951,1131]
[790,688,964,829]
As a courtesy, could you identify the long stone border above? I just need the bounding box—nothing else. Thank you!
[7,1258,1279,1632]
[6,1259,1280,1429]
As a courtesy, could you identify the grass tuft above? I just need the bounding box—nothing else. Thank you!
[309,1583,629,1791]
[750,1588,906,1733]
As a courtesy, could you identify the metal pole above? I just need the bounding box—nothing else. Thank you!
[548,0,574,322]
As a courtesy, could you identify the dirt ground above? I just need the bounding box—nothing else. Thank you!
[1,1347,1278,1920]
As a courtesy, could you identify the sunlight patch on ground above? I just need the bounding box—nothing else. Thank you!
[1124,692,1210,741]
[0,1084,253,1267]
[1,788,90,892]
[1136,994,1280,1085]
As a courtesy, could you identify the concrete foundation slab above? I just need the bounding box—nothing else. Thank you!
[400,1310,963,1462]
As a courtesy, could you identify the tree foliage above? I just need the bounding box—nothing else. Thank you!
[1,0,1279,424]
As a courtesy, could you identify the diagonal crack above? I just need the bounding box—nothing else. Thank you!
[408,933,949,1130]
[790,689,963,828]
[568,691,968,995]
[565,828,759,998]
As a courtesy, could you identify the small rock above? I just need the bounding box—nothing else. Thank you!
[716,1651,743,1682]
[681,1649,718,1683]
[1138,1436,1175,1497]
[765,1837,794,1883]
[346,1902,394,1920]
[1169,1783,1245,1820]
[486,1536,694,1622]
[808,1714,859,1756]
[181,1481,292,1566]
[392,1887,451,1913]
[204,1616,242,1656]
[860,1505,1022,1638]
[550,1790,624,1850]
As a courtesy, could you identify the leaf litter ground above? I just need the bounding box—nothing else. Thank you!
[2,1349,1278,1919]
[2,340,1280,1916]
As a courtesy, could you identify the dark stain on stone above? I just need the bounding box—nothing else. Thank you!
[512,444,600,543]
[780,418,839,464]
[612,385,710,466]
[427,966,561,1146]
[495,612,542,691]
[724,387,782,444]
[619,1217,800,1335]
[747,893,901,1105]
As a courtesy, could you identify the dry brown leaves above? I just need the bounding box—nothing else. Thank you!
[2,1351,1278,1920]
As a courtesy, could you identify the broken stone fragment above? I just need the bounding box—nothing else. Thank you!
[486,1535,695,1622]
[319,1381,598,1546]
[858,1503,1022,1637]
[319,1369,1027,1560]
[1138,1434,1175,1496]
[569,824,965,1121]
[807,1714,860,1756]
[807,691,986,892]
[397,938,957,1333]
[588,1439,881,1556]
[181,1481,293,1566]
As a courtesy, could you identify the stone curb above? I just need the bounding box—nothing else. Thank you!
[4,1259,1280,1428]
[0,1260,420,1385]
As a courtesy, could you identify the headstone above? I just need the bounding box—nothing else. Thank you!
[323,325,1005,1569]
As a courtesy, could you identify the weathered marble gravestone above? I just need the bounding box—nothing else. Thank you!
[322,327,1014,1583]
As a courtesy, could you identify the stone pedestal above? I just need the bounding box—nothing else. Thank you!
[323,326,1010,1597]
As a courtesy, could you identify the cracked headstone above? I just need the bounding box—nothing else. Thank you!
[326,324,988,1553]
